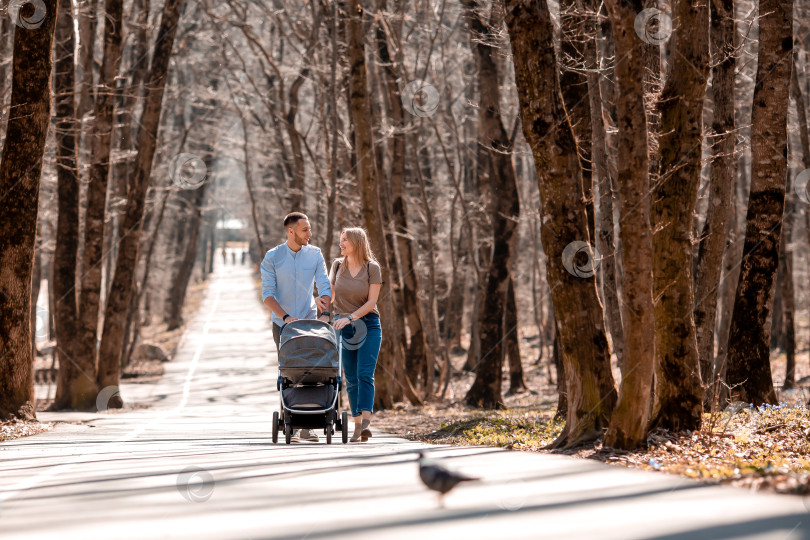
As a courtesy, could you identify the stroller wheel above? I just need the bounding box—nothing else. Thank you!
[326,425,332,445]
[272,411,279,443]
[285,423,292,444]
[341,412,349,444]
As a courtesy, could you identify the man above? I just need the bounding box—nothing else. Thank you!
[261,212,332,442]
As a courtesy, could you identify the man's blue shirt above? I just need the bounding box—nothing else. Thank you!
[260,242,332,327]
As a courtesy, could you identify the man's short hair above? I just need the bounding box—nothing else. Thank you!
[283,212,308,228]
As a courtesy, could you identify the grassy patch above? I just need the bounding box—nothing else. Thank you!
[424,409,565,450]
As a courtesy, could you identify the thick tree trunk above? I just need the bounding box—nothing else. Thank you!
[75,0,126,386]
[504,0,616,445]
[346,0,398,409]
[725,0,792,406]
[602,0,657,450]
[0,0,58,420]
[464,0,521,409]
[53,0,100,409]
[693,0,736,395]
[97,0,187,403]
[650,0,710,431]
[559,0,596,242]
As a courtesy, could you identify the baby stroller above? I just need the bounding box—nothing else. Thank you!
[272,319,349,444]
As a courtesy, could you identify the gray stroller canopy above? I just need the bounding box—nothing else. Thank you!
[278,319,339,384]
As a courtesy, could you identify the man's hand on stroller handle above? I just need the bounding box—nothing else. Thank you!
[315,295,331,311]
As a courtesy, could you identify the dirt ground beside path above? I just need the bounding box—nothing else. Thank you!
[373,345,810,499]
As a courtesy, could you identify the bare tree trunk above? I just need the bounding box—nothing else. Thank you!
[75,0,126,385]
[0,1,58,419]
[725,0,792,406]
[464,0,521,409]
[346,0,398,409]
[240,113,265,254]
[504,0,616,446]
[559,0,596,241]
[76,0,98,119]
[603,0,656,450]
[780,211,796,388]
[376,2,429,394]
[650,0,710,431]
[694,0,736,395]
[30,239,42,360]
[552,323,567,421]
[165,179,208,330]
[285,71,308,212]
[53,0,100,409]
[97,0,187,404]
[588,30,624,370]
[505,277,527,395]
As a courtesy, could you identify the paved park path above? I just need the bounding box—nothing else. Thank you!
[2,262,810,540]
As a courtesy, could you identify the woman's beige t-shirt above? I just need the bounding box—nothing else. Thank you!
[329,258,383,316]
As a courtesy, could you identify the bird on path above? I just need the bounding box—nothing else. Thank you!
[417,452,478,507]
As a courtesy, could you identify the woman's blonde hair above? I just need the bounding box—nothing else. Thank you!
[338,227,377,275]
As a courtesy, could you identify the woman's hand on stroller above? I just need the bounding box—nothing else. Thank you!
[332,317,351,330]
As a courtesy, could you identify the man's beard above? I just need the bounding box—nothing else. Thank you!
[295,233,309,245]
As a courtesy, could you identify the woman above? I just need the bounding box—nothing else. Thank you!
[329,228,383,442]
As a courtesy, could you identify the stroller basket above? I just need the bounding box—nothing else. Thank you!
[278,319,339,384]
[282,385,336,409]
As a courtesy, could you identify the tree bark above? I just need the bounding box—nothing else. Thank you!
[693,0,736,395]
[346,0,398,409]
[75,0,126,386]
[52,0,100,409]
[76,0,98,119]
[165,179,208,330]
[649,0,710,431]
[0,0,58,419]
[505,277,527,395]
[464,0,521,409]
[503,0,616,445]
[375,2,430,394]
[588,29,625,371]
[602,0,656,449]
[97,0,187,403]
[779,214,796,388]
[725,0,792,406]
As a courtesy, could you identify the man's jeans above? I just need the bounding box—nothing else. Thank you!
[336,313,382,417]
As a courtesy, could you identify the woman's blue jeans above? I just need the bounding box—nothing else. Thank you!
[336,313,382,417]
